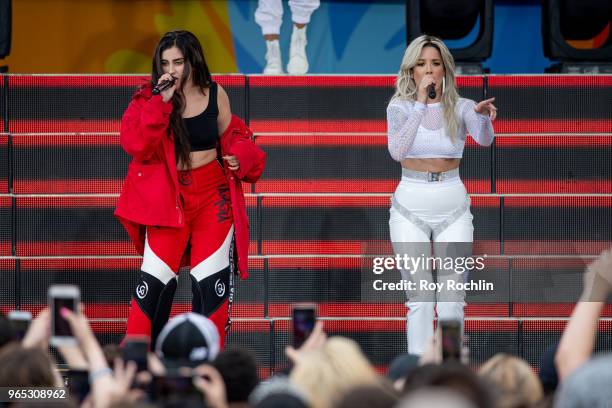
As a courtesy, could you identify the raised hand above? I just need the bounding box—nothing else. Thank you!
[21,308,50,350]
[193,364,229,408]
[285,320,327,365]
[475,97,497,121]
[581,247,612,302]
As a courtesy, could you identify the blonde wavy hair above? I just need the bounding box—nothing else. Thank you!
[290,337,382,408]
[479,353,544,408]
[393,35,460,141]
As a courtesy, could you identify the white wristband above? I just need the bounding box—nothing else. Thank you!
[89,367,113,383]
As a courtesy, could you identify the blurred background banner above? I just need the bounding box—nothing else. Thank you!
[5,0,608,74]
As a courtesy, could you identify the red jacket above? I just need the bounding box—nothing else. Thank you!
[114,84,266,279]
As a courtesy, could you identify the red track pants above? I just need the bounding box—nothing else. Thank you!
[125,160,235,348]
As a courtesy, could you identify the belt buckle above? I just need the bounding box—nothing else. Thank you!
[428,171,443,182]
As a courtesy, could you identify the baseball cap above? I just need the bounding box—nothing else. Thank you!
[154,312,220,368]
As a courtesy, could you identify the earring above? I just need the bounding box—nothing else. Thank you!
[442,76,446,94]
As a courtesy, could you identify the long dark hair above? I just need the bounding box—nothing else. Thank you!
[152,30,213,168]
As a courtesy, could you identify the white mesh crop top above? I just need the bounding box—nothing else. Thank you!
[386,98,495,161]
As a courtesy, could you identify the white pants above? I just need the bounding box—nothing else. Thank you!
[389,174,473,355]
[255,0,321,35]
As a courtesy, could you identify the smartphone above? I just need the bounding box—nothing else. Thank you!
[292,303,316,348]
[66,369,90,403]
[48,285,80,346]
[8,310,32,341]
[439,320,462,361]
[122,336,149,372]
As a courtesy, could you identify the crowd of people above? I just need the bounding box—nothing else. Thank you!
[0,247,611,408]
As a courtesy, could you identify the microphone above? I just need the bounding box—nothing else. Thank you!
[152,77,177,95]
[428,83,436,99]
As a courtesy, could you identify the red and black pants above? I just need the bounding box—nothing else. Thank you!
[125,160,235,347]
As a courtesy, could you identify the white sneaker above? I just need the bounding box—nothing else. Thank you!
[263,39,283,74]
[287,26,309,75]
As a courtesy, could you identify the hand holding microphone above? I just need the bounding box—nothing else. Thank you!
[153,74,177,102]
[153,77,176,95]
[417,75,437,104]
[427,83,436,100]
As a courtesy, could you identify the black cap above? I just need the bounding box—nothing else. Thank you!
[154,312,220,368]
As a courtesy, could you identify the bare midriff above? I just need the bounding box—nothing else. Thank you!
[401,157,460,172]
[177,148,218,170]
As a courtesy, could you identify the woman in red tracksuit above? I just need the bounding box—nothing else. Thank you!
[115,30,265,348]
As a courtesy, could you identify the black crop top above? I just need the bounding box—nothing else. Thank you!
[182,82,219,151]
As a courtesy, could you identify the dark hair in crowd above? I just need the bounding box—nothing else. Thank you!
[152,30,213,168]
[213,347,260,403]
[0,343,56,387]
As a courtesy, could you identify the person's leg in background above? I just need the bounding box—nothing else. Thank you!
[390,207,435,355]
[187,166,235,347]
[255,0,284,74]
[433,207,474,339]
[125,226,190,348]
[190,223,234,348]
[287,0,320,74]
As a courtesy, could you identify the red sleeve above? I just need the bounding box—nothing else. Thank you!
[232,139,267,183]
[120,92,173,160]
[222,116,267,183]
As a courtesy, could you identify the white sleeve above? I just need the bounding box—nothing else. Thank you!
[386,100,426,161]
[460,98,495,146]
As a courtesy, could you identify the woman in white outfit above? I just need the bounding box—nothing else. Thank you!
[387,35,497,355]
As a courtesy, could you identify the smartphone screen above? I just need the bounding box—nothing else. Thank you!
[53,297,76,337]
[292,304,316,348]
[122,338,149,372]
[66,369,90,403]
[49,285,80,346]
[440,320,462,361]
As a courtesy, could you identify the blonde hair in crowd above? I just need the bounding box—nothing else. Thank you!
[393,35,461,141]
[290,337,381,408]
[478,353,544,408]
